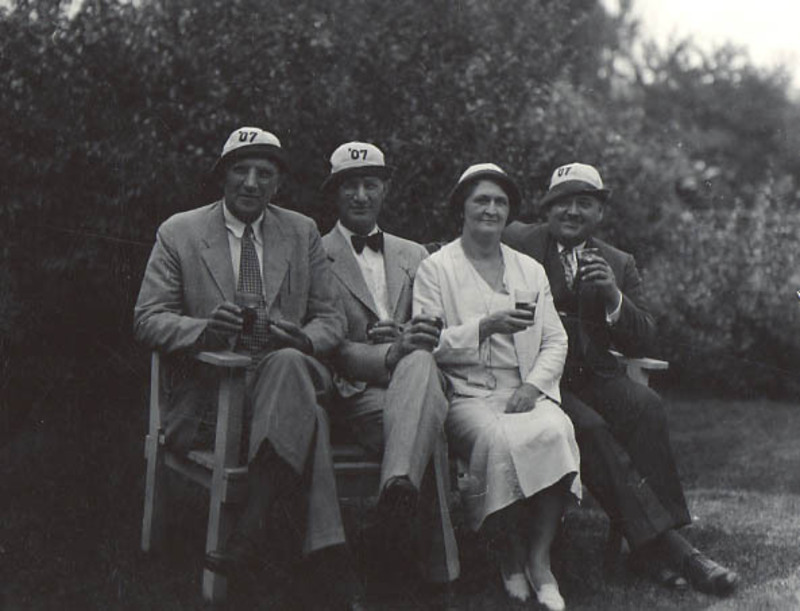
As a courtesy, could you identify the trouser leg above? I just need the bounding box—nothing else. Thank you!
[338,350,457,581]
[578,376,691,533]
[248,348,345,556]
[381,350,448,490]
[560,387,682,550]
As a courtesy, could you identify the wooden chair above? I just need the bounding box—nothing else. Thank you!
[141,350,250,604]
[141,349,459,603]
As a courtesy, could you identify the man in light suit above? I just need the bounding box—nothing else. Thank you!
[503,162,739,596]
[134,127,363,610]
[320,142,458,585]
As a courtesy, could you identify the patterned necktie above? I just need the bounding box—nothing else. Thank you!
[560,247,576,291]
[351,231,384,254]
[236,224,269,353]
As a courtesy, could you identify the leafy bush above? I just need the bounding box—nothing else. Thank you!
[1,0,799,430]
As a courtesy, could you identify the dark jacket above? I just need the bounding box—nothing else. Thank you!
[502,221,655,378]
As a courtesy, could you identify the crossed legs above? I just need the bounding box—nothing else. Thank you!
[562,374,738,595]
[338,350,456,582]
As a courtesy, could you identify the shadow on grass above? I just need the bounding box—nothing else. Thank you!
[3,392,800,609]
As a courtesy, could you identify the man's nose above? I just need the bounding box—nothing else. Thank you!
[352,183,368,201]
[485,200,499,214]
[564,200,581,214]
[243,168,259,188]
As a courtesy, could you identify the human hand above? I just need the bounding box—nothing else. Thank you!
[578,250,620,308]
[367,320,402,344]
[505,383,542,413]
[385,314,442,370]
[480,308,536,340]
[269,319,313,354]
[207,302,244,337]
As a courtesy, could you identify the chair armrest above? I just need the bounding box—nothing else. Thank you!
[195,350,252,368]
[609,350,668,387]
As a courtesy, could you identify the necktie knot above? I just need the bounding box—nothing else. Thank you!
[351,231,384,254]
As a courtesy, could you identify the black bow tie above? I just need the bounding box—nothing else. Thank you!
[351,232,384,254]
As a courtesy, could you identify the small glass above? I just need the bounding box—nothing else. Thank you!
[576,247,601,280]
[514,289,537,320]
[235,291,261,335]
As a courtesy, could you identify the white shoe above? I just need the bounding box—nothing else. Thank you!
[501,569,531,602]
[534,583,565,611]
[525,566,565,611]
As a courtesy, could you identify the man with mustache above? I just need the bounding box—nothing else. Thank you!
[503,162,739,596]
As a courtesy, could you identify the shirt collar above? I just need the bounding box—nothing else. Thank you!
[223,203,264,244]
[557,240,587,253]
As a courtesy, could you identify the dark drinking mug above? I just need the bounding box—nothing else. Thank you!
[514,290,537,320]
[235,291,261,336]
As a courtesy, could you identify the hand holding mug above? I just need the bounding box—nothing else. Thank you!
[513,289,537,321]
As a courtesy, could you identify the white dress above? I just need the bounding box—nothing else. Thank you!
[414,239,581,530]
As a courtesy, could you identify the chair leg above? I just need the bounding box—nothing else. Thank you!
[141,432,167,553]
[417,434,460,583]
[202,476,239,603]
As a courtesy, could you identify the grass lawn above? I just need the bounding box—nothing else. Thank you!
[2,390,800,610]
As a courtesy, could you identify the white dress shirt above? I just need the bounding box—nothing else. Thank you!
[223,203,265,291]
[336,221,391,320]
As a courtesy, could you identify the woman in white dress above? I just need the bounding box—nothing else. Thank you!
[414,164,581,610]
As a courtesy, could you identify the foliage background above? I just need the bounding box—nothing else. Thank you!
[1,0,800,441]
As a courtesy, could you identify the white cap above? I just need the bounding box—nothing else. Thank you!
[212,126,288,176]
[457,162,508,184]
[549,162,605,190]
[321,141,393,191]
[448,162,521,215]
[540,162,610,209]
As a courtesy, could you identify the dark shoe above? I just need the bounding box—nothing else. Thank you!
[204,533,261,576]
[627,551,689,591]
[648,565,689,591]
[682,551,739,596]
[377,476,419,523]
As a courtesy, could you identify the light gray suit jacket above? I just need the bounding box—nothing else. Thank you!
[134,200,345,451]
[321,226,428,395]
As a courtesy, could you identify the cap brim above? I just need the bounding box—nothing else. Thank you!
[320,165,394,193]
[448,169,522,218]
[211,143,290,178]
[538,180,610,210]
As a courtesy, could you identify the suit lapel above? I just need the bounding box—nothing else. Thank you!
[261,207,291,312]
[543,235,570,303]
[327,229,380,316]
[200,202,236,302]
[384,236,412,320]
